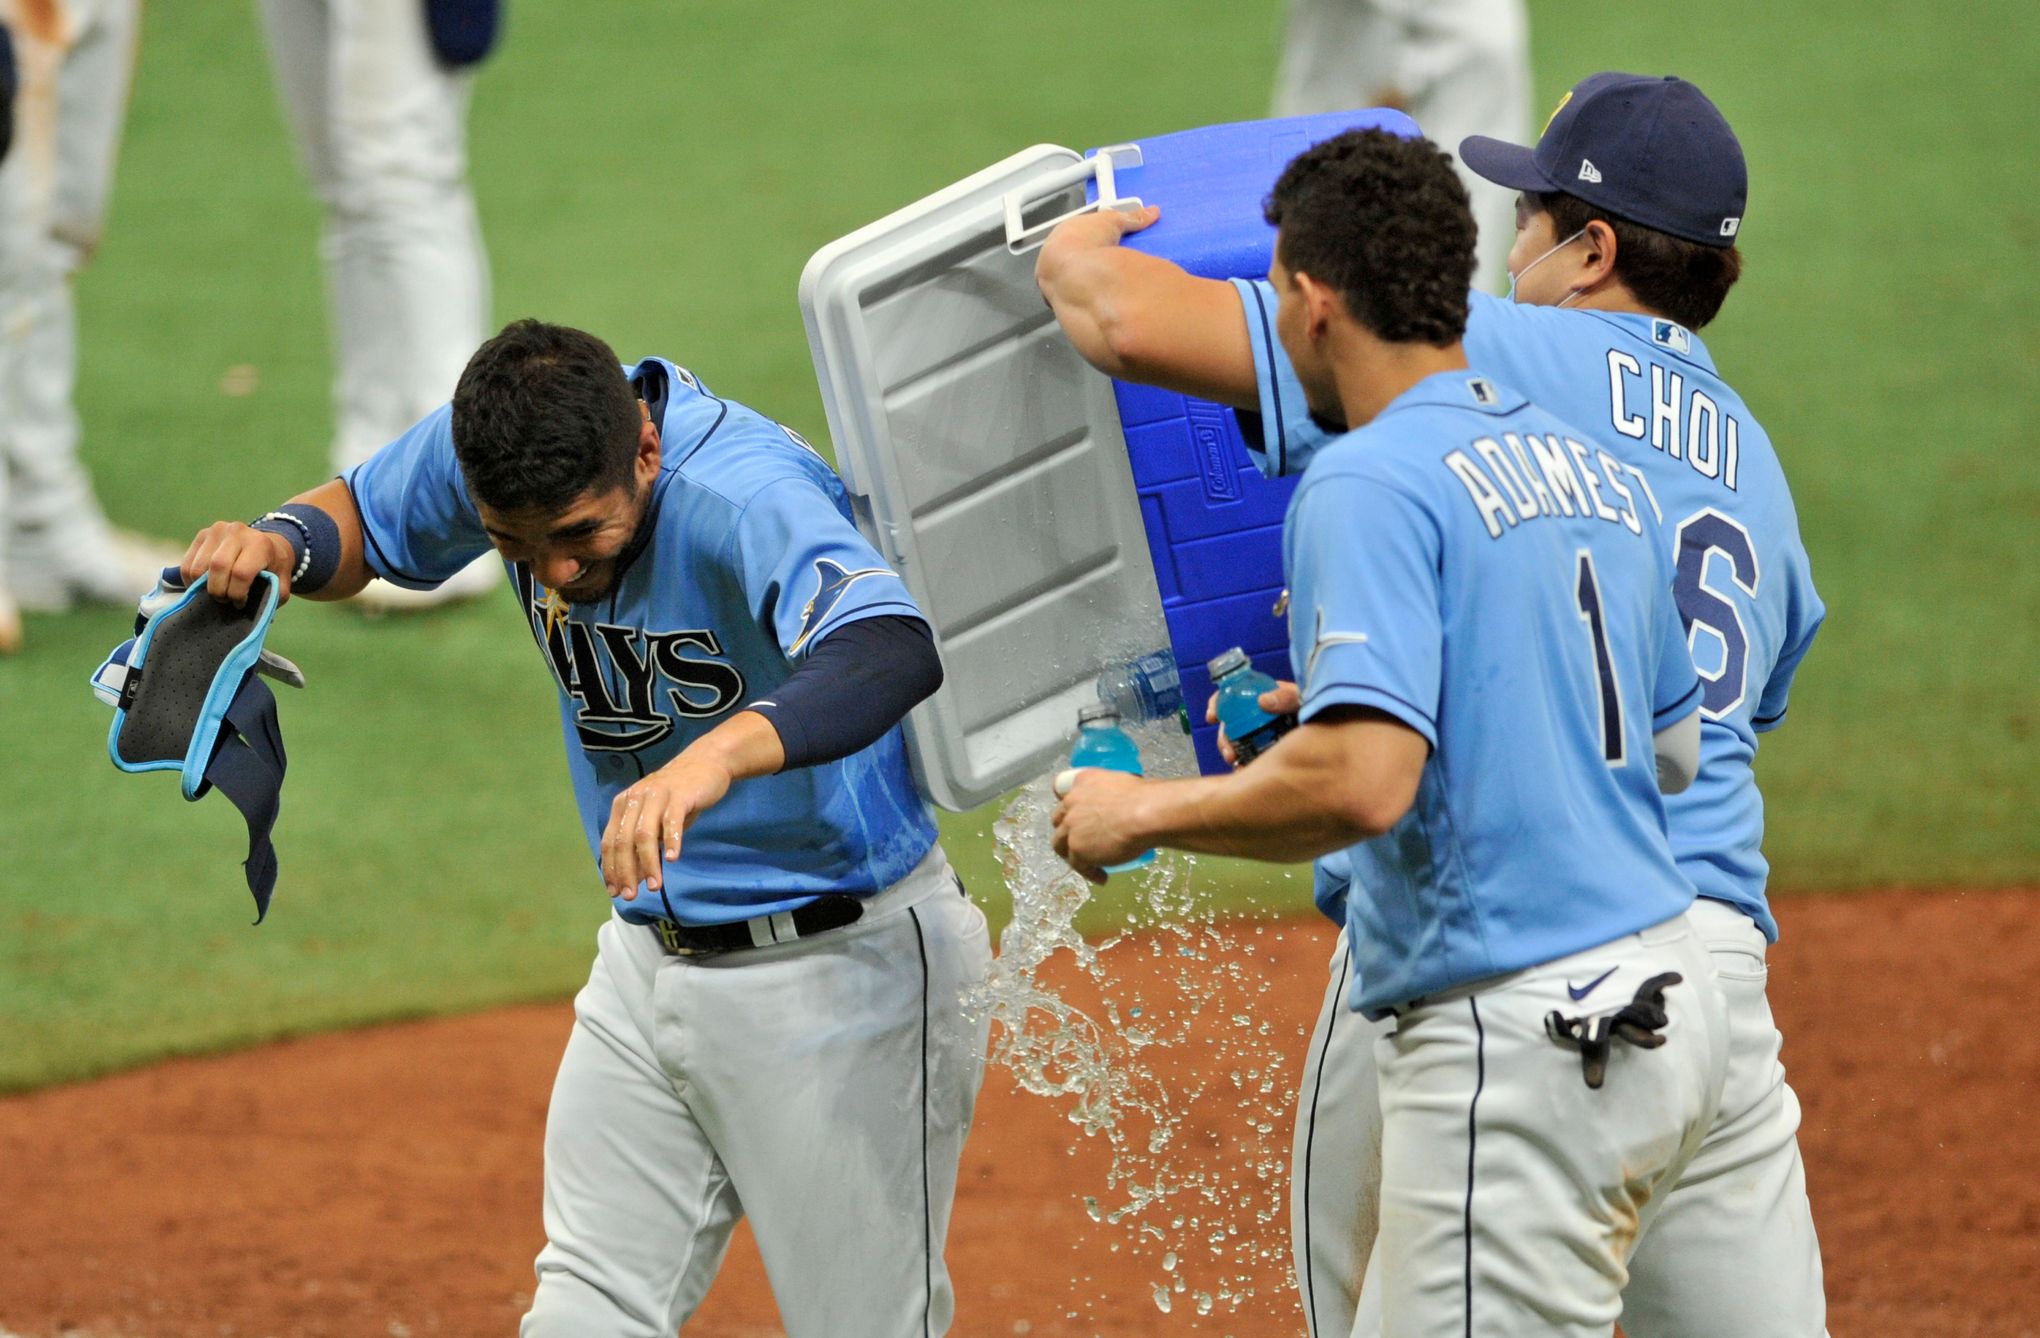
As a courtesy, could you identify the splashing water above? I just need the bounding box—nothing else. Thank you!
[964,720,1302,1320]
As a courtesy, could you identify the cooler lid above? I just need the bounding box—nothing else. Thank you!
[799,145,1171,810]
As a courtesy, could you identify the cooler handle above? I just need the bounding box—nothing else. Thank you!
[1001,144,1145,254]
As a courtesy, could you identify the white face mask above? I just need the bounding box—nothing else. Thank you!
[1506,226,1589,305]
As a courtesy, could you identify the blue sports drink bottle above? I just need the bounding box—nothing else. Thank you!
[1208,647,1296,766]
[1067,704,1156,872]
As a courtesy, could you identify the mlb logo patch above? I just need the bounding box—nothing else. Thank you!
[1578,159,1603,184]
[1466,377,1499,406]
[1720,216,1742,238]
[1651,320,1692,354]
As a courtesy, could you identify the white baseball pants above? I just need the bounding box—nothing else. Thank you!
[0,0,141,580]
[520,846,992,1338]
[1295,900,1830,1336]
[1366,913,1728,1336]
[1272,0,1530,292]
[256,0,489,470]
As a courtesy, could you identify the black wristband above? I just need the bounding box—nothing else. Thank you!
[252,503,342,594]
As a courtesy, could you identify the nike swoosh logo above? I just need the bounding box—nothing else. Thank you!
[1567,967,1616,1002]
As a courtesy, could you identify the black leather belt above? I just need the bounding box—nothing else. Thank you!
[650,893,866,958]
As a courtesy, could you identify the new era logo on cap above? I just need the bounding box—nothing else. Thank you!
[1579,158,1603,184]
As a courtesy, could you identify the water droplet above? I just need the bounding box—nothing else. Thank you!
[1151,1284,1173,1314]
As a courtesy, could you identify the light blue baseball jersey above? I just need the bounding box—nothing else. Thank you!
[1312,849,1351,924]
[1286,371,1702,1016]
[1239,281,1823,941]
[345,359,938,925]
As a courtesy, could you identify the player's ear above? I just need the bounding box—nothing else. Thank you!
[634,413,662,486]
[1293,270,1337,340]
[1580,218,1620,288]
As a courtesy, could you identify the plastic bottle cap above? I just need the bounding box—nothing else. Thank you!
[1078,704,1122,726]
[1206,647,1250,679]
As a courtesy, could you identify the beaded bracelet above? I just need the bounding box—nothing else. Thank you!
[253,511,313,585]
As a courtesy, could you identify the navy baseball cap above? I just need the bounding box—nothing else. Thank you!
[1460,73,1747,248]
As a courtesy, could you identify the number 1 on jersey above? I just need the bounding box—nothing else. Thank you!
[1574,550,1628,766]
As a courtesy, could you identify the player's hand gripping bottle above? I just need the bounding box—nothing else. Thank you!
[1068,704,1156,872]
[1208,647,1297,766]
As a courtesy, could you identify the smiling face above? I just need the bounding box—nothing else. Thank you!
[475,426,662,603]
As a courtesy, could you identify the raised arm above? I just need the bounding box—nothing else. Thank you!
[179,477,377,605]
[1034,206,1261,409]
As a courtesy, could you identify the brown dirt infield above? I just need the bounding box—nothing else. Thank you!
[3,887,2035,1336]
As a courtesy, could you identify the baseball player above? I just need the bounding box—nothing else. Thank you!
[256,0,499,609]
[1273,0,1530,290]
[179,320,992,1337]
[1053,129,1728,1334]
[1038,73,1827,1335]
[0,0,173,650]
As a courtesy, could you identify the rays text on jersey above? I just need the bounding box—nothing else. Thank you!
[520,581,746,751]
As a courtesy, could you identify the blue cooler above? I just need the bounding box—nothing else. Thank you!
[1085,112,1417,771]
[801,111,1417,809]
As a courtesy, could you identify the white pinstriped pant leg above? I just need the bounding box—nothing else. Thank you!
[1289,929,1386,1338]
[256,0,489,470]
[522,922,740,1337]
[0,0,141,569]
[1618,897,1830,1337]
[523,851,991,1338]
[1366,917,1727,1337]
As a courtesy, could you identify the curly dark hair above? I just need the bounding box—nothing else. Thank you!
[1263,130,1475,346]
[450,320,642,515]
[1531,191,1742,330]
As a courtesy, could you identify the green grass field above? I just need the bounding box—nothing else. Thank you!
[0,0,2033,1092]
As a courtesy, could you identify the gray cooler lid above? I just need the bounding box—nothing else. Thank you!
[799,145,1171,810]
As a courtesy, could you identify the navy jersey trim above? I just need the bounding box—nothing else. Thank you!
[910,905,935,1336]
[1303,682,1440,748]
[629,360,670,428]
[1463,995,1486,1337]
[1653,681,1705,728]
[342,472,439,589]
[1751,706,1789,732]
[675,395,731,466]
[634,356,734,468]
[1233,407,1269,454]
[1246,282,1289,477]
[1299,940,1353,1338]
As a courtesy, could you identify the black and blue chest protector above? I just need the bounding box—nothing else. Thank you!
[91,570,303,922]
